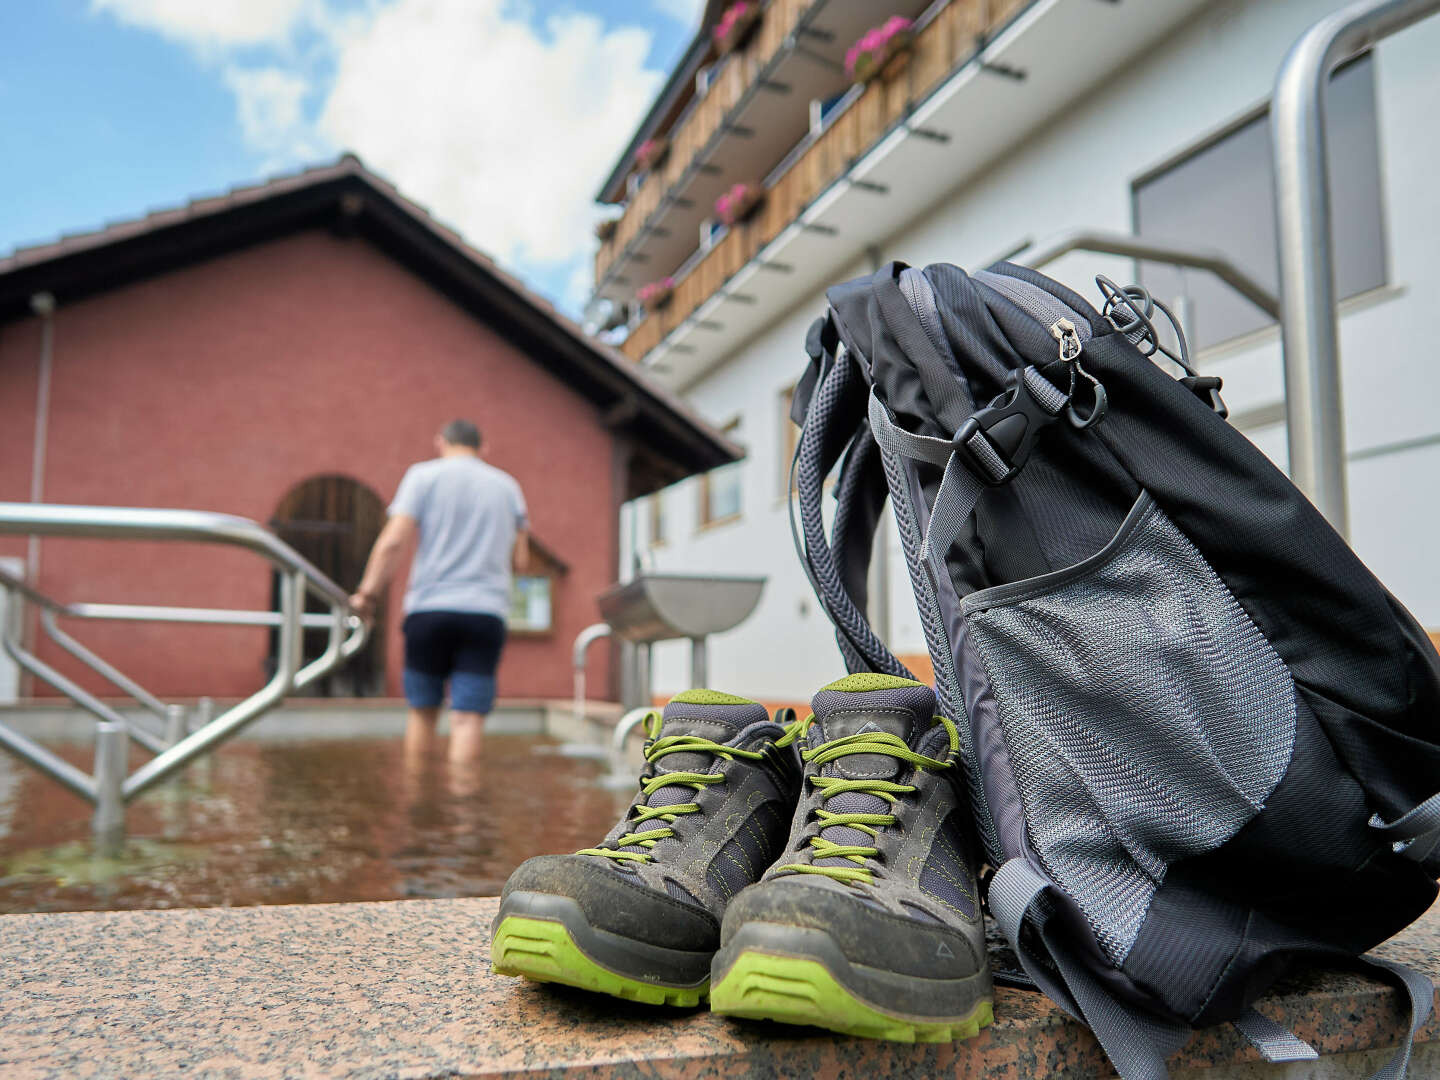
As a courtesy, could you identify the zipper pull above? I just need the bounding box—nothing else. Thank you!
[1048,317,1107,429]
[1050,318,1082,362]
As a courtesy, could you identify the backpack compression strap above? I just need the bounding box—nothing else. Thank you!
[991,856,1432,1080]
[866,361,1072,586]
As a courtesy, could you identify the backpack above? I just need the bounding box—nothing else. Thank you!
[788,258,1440,1078]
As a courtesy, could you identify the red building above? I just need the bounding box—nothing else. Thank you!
[0,156,735,704]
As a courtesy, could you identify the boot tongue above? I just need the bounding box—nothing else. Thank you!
[805,675,938,870]
[613,691,768,861]
[653,691,768,773]
[810,675,937,780]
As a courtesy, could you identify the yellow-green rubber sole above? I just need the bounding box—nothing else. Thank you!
[491,915,709,1007]
[710,949,994,1043]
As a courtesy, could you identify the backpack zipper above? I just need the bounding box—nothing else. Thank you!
[1051,318,1082,362]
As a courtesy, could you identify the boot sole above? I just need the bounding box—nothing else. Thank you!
[710,922,993,1043]
[491,892,710,1007]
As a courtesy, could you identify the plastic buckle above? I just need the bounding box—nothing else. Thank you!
[954,366,1060,485]
[1179,375,1228,419]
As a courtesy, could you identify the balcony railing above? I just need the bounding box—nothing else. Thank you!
[619,0,1029,363]
[595,0,815,287]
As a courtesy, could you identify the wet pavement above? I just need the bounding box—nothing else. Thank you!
[0,733,628,914]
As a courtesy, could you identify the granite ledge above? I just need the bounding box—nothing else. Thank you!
[1,896,1436,1079]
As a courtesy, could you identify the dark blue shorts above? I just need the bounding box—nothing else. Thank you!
[402,610,507,714]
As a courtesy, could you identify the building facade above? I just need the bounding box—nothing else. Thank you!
[0,159,736,704]
[594,0,1440,703]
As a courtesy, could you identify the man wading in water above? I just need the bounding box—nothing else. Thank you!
[351,419,529,762]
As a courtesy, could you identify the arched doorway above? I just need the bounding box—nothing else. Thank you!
[269,475,387,696]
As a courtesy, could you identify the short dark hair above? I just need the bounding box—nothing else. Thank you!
[439,418,481,449]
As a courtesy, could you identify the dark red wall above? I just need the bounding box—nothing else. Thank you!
[0,229,618,701]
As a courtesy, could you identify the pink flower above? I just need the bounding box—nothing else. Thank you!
[713,2,753,43]
[639,277,676,305]
[845,16,915,80]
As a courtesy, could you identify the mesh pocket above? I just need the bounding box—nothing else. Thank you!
[965,494,1295,965]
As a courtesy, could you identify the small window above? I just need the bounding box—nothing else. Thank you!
[699,418,743,528]
[650,492,667,547]
[509,576,552,632]
[506,537,567,635]
[779,383,800,496]
[1133,53,1385,350]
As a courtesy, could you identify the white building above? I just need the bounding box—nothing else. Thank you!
[590,0,1440,705]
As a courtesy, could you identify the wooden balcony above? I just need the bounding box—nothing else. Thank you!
[594,0,814,288]
[619,0,1029,363]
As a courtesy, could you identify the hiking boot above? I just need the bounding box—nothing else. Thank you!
[491,690,801,1006]
[710,673,993,1041]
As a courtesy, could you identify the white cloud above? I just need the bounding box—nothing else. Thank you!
[91,0,311,50]
[651,0,705,26]
[224,66,316,158]
[317,0,662,268]
[91,0,668,312]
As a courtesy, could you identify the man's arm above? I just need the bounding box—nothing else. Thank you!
[513,528,530,574]
[350,513,417,619]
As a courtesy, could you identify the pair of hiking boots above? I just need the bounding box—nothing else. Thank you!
[490,674,993,1042]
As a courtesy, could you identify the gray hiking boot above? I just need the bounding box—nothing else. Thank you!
[710,673,993,1041]
[491,690,801,1006]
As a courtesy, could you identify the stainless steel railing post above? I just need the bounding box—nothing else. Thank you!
[122,570,305,802]
[165,704,187,746]
[1273,0,1440,538]
[92,722,127,839]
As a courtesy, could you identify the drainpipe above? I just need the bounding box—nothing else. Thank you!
[27,293,54,577]
[24,293,55,699]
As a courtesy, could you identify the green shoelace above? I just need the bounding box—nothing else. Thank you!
[578,710,803,864]
[777,714,960,885]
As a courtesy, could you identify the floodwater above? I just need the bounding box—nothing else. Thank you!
[0,733,629,914]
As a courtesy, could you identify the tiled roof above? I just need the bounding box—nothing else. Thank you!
[0,154,741,487]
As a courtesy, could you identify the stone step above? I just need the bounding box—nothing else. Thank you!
[2,896,1435,1078]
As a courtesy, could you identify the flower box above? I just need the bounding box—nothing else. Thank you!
[845,16,915,85]
[713,1,761,57]
[636,136,669,173]
[638,278,675,310]
[714,182,765,227]
[594,218,618,242]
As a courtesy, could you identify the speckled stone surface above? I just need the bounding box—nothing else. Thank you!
[2,897,1436,1079]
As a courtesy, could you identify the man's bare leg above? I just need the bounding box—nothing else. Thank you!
[448,711,486,762]
[405,706,442,764]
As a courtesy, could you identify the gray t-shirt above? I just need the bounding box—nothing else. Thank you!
[389,456,528,617]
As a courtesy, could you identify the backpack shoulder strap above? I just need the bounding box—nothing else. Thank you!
[791,315,910,677]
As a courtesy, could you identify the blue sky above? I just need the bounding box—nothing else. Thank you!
[0,1,703,313]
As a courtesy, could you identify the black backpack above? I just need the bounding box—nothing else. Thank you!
[789,259,1440,1078]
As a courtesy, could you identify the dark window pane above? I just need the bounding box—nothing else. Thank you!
[1134,55,1385,350]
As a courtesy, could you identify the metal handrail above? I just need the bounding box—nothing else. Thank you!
[1273,0,1440,538]
[0,502,367,833]
[1020,228,1280,320]
[0,503,352,607]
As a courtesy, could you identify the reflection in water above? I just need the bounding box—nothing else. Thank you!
[0,734,629,914]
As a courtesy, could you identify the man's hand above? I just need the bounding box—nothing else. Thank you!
[349,589,378,621]
[349,514,415,623]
